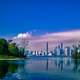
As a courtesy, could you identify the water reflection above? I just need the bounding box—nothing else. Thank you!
[24,57,80,80]
[25,58,72,73]
[0,60,24,80]
[73,59,80,72]
[46,59,48,71]
[0,58,80,80]
[58,58,64,71]
[0,60,8,79]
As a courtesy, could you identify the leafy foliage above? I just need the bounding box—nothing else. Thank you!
[8,43,19,57]
[0,38,26,58]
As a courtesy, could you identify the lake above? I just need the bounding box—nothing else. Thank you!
[0,57,80,80]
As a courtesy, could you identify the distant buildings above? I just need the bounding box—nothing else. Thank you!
[25,42,74,57]
[53,43,64,57]
[11,38,80,57]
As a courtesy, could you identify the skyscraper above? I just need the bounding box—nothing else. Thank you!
[57,45,60,56]
[46,42,49,55]
[60,43,64,56]
[54,47,57,56]
[60,43,63,49]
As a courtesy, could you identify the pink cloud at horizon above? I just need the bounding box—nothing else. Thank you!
[13,30,80,51]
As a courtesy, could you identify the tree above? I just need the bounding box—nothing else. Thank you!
[8,43,19,57]
[0,38,26,58]
[0,39,8,55]
[8,43,26,57]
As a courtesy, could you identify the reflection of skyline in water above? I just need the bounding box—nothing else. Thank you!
[25,58,72,72]
[0,58,80,80]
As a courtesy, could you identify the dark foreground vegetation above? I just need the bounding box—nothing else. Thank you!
[0,38,26,59]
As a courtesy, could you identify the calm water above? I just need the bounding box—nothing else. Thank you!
[0,57,80,80]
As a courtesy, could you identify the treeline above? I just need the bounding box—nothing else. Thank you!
[0,38,26,58]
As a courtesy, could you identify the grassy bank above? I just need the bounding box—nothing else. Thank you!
[0,55,25,60]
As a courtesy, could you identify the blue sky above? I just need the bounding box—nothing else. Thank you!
[0,0,80,37]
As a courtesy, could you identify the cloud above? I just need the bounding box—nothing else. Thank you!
[28,30,80,51]
[31,30,80,42]
[13,32,32,39]
[13,30,80,51]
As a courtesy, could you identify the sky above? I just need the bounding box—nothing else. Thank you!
[0,0,80,37]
